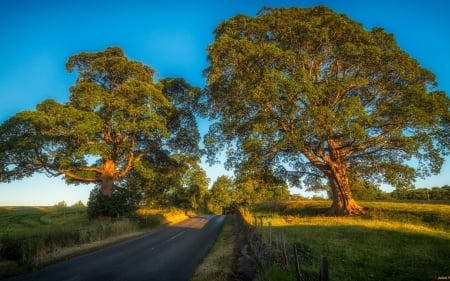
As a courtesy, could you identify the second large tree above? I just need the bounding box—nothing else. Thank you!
[203,6,450,215]
[0,47,200,197]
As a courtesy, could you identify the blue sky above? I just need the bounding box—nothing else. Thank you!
[0,0,449,205]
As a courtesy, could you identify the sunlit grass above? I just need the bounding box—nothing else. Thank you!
[0,206,88,241]
[137,207,195,225]
[246,200,450,281]
[251,200,450,233]
[0,206,195,277]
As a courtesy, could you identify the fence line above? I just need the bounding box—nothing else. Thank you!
[236,210,329,281]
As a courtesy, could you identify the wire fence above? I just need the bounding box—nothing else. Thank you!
[236,209,329,281]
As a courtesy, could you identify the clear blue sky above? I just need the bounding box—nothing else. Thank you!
[0,0,449,205]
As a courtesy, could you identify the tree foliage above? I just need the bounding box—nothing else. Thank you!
[234,166,290,206]
[202,6,450,215]
[169,160,209,211]
[87,186,142,218]
[391,185,450,200]
[0,47,202,203]
[207,175,234,214]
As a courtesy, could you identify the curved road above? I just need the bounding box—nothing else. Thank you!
[8,215,225,281]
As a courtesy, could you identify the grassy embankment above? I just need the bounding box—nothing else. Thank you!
[244,200,450,281]
[190,215,235,281]
[0,206,192,277]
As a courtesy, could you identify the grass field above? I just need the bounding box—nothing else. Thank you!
[0,206,192,277]
[245,200,450,281]
[1,206,93,241]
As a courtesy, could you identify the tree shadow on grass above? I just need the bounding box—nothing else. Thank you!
[272,224,450,281]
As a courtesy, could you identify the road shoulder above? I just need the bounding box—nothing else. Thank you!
[190,215,235,281]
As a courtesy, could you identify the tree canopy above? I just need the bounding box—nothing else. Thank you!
[207,175,234,214]
[0,47,202,198]
[202,6,450,215]
[234,165,290,206]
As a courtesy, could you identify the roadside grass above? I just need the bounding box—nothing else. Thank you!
[246,200,450,281]
[0,206,193,278]
[136,207,194,226]
[190,216,234,281]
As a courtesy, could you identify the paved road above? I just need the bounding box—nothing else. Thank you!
[7,215,225,281]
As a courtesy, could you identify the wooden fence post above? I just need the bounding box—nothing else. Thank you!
[293,245,301,281]
[268,222,272,246]
[282,233,289,268]
[319,256,329,281]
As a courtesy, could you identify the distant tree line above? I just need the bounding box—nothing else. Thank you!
[323,184,450,201]
[390,185,450,201]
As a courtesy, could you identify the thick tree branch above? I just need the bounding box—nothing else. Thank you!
[57,168,99,182]
[302,149,328,170]
[115,152,135,179]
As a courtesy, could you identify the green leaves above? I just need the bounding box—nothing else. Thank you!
[0,47,202,192]
[203,6,450,191]
[207,176,233,214]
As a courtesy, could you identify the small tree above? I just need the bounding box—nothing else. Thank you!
[54,201,67,208]
[167,159,209,211]
[71,200,86,208]
[234,166,290,205]
[203,6,450,215]
[207,176,234,214]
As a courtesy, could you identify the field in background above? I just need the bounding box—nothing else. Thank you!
[244,200,450,281]
[0,206,192,277]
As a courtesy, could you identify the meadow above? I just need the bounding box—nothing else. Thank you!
[0,206,191,277]
[244,200,450,281]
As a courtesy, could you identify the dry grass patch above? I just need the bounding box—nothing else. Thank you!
[190,216,234,281]
[136,207,195,225]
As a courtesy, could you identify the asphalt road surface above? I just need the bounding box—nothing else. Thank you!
[7,215,225,281]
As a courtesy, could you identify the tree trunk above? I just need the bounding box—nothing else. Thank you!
[325,163,364,216]
[99,159,116,197]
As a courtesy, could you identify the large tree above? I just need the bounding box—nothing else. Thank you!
[0,47,199,197]
[202,6,450,215]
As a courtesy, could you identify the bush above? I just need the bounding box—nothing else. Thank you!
[54,201,67,208]
[87,186,142,218]
[71,200,85,208]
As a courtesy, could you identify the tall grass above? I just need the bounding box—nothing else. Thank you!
[0,206,193,277]
[0,206,142,277]
[246,200,450,281]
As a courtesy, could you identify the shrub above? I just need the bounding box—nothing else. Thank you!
[54,201,67,208]
[87,186,142,218]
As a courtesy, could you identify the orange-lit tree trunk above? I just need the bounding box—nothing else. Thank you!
[305,139,365,216]
[325,161,364,216]
[99,159,116,197]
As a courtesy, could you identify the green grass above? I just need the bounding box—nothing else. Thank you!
[0,206,191,277]
[246,200,450,281]
[190,216,235,281]
[0,206,88,241]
